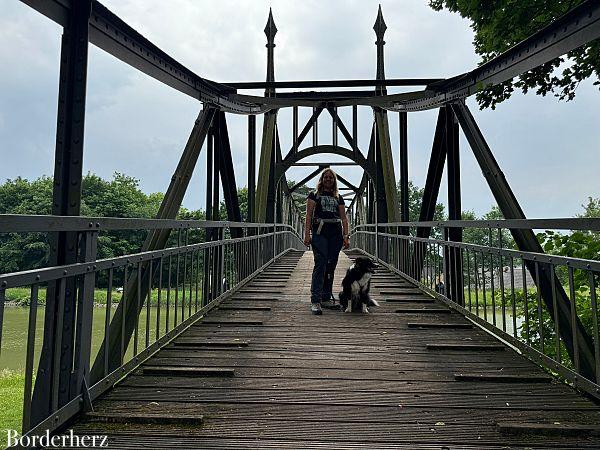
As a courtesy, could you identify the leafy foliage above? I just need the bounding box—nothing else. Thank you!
[0,173,167,274]
[429,1,600,109]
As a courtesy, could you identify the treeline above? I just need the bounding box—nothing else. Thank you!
[0,172,598,275]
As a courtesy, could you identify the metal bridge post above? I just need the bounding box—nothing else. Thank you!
[411,108,447,279]
[32,0,92,425]
[445,107,464,306]
[248,115,256,223]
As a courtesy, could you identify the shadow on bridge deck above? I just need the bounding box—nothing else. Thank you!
[62,250,600,449]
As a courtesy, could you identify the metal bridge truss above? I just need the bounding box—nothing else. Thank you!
[0,0,599,442]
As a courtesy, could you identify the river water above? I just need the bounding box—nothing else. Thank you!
[0,305,179,373]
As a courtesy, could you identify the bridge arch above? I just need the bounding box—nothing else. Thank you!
[275,144,375,186]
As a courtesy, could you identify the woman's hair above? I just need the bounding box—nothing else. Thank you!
[316,168,339,198]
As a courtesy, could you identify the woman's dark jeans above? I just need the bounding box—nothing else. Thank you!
[310,232,343,304]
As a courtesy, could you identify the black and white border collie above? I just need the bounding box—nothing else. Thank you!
[338,257,380,313]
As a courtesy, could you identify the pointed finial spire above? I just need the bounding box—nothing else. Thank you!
[264,8,277,46]
[373,4,387,43]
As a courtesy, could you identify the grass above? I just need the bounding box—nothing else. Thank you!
[5,286,203,307]
[0,369,24,448]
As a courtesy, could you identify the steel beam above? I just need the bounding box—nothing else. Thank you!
[255,112,277,222]
[452,101,596,381]
[32,0,92,426]
[445,107,464,306]
[399,112,409,224]
[289,167,324,193]
[216,112,243,235]
[89,107,215,384]
[247,115,256,222]
[283,107,324,160]
[411,108,447,280]
[374,109,401,222]
[20,0,264,114]
[223,78,443,89]
[336,173,359,193]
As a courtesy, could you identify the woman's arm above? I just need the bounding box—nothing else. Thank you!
[304,199,316,247]
[339,204,350,249]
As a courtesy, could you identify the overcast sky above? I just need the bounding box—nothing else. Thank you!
[1,0,598,218]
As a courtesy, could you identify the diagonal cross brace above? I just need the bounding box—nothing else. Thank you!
[89,107,215,384]
[452,101,596,381]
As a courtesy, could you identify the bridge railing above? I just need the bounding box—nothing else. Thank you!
[351,219,600,399]
[0,214,304,438]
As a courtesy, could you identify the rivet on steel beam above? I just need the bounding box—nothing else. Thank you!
[36,275,41,281]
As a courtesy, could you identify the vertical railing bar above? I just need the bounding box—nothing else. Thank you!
[121,265,128,363]
[522,261,531,346]
[498,228,506,332]
[157,257,162,340]
[568,266,580,373]
[145,260,152,348]
[134,262,141,356]
[182,229,188,322]
[588,272,600,380]
[103,268,113,377]
[466,250,472,312]
[551,263,561,364]
[510,257,517,338]
[481,250,487,321]
[195,248,200,313]
[0,286,5,355]
[535,261,544,354]
[474,252,479,318]
[489,229,496,326]
[22,283,39,433]
[189,250,193,317]
[51,277,67,413]
[166,255,172,334]
[175,230,181,326]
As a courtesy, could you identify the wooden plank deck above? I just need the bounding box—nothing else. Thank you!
[64,250,600,449]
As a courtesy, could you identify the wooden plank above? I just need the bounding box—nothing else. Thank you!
[497,421,600,436]
[385,298,435,303]
[173,340,249,348]
[395,308,451,314]
[84,411,204,425]
[142,366,235,377]
[427,344,505,351]
[454,373,552,383]
[197,320,264,326]
[218,306,272,311]
[408,323,472,329]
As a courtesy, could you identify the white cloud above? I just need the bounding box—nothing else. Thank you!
[1,0,598,217]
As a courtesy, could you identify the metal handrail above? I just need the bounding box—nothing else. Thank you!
[353,218,600,232]
[351,222,600,400]
[0,218,304,440]
[0,214,298,233]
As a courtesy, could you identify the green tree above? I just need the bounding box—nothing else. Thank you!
[401,180,446,222]
[429,1,600,109]
[578,197,600,218]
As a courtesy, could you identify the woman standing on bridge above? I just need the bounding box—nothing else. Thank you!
[304,168,350,315]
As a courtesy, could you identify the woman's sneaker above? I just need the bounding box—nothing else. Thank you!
[311,303,323,315]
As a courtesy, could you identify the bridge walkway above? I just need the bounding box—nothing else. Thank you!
[61,250,600,449]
